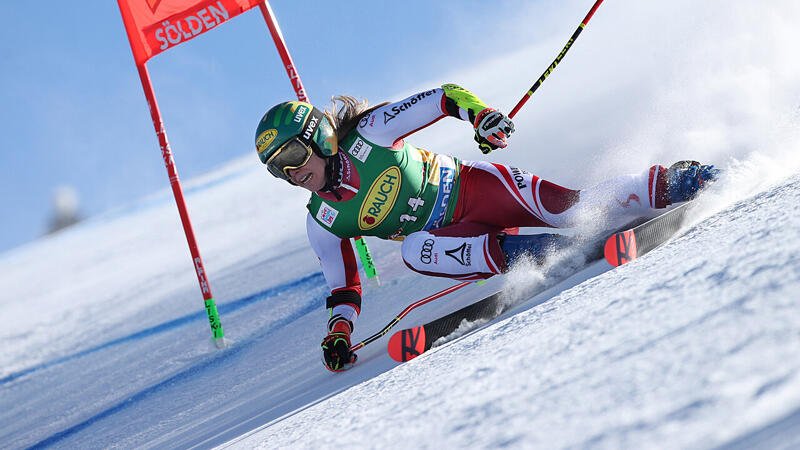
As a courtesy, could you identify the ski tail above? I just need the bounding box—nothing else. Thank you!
[388,202,698,363]
[387,326,426,362]
[604,229,638,266]
[604,202,693,267]
[388,291,505,362]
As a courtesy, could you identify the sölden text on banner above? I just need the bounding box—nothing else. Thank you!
[118,0,262,65]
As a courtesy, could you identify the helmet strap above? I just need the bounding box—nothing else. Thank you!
[321,153,342,200]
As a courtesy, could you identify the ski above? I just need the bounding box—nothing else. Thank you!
[603,201,692,267]
[388,202,695,362]
[387,245,606,363]
[387,290,506,362]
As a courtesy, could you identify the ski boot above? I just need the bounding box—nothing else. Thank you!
[666,160,720,203]
[499,233,574,267]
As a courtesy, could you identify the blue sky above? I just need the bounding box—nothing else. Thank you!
[1,1,543,253]
[5,1,798,255]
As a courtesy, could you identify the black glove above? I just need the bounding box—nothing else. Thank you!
[474,108,515,154]
[321,321,357,372]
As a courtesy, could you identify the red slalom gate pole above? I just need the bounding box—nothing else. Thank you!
[136,63,225,348]
[508,0,604,119]
[350,281,472,352]
[259,1,308,102]
[258,1,379,284]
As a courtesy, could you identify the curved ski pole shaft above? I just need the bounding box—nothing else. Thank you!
[508,0,604,119]
[349,281,472,352]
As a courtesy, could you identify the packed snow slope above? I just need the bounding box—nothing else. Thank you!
[3,161,800,450]
[232,173,800,449]
[3,0,800,448]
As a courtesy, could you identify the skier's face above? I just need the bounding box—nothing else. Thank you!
[288,152,327,192]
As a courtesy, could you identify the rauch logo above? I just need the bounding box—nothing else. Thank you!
[359,167,402,230]
[256,129,277,154]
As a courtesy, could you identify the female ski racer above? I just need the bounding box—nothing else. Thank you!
[254,84,717,371]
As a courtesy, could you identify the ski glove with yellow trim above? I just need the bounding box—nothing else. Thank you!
[321,321,357,372]
[474,108,515,154]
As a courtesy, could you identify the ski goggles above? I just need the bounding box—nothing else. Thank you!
[266,137,313,181]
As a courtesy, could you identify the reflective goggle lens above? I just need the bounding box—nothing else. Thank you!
[266,138,313,181]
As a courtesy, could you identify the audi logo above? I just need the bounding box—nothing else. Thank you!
[419,238,434,264]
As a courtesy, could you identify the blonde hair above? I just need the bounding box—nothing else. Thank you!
[324,95,389,141]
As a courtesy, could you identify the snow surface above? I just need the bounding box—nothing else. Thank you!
[3,1,800,448]
[5,161,800,450]
[233,174,800,449]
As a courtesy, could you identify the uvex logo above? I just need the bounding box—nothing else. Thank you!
[359,167,401,230]
[294,105,308,123]
[302,114,319,140]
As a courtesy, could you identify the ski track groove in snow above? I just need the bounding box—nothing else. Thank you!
[0,272,324,386]
[32,282,328,448]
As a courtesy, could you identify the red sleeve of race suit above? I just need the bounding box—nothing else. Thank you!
[354,88,449,148]
[306,213,362,310]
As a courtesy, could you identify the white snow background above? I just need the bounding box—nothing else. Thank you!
[3,0,800,448]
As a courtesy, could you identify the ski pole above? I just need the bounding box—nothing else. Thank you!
[508,0,604,119]
[354,236,380,285]
[349,281,472,352]
[352,0,605,354]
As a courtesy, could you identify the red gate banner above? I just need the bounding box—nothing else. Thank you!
[118,0,262,65]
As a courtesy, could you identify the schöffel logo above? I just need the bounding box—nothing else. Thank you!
[383,90,436,124]
[445,242,472,266]
[359,167,402,230]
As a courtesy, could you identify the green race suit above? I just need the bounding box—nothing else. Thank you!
[307,85,488,240]
[307,133,461,240]
[305,84,492,327]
